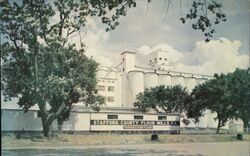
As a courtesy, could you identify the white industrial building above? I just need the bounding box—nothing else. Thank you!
[95,49,226,130]
[2,49,243,133]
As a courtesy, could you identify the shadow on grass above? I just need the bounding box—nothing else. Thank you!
[15,133,44,141]
[5,132,68,143]
[2,148,204,156]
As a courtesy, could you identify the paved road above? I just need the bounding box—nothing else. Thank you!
[2,142,250,156]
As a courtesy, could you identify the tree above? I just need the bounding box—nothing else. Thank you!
[0,0,134,137]
[227,68,250,128]
[1,0,227,137]
[2,38,105,136]
[134,85,192,114]
[192,69,250,133]
[191,74,235,134]
[57,91,105,132]
[180,0,226,42]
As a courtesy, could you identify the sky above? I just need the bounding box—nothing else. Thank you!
[1,0,250,109]
[75,0,249,75]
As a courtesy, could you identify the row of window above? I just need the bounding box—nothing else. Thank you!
[98,79,115,83]
[150,57,168,63]
[107,115,167,120]
[97,85,115,92]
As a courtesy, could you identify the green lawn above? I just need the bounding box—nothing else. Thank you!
[2,133,249,148]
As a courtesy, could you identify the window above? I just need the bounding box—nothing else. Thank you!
[108,86,115,92]
[154,58,157,61]
[107,96,115,102]
[159,57,162,60]
[150,60,152,62]
[158,116,167,120]
[97,85,105,91]
[107,114,118,119]
[134,115,143,120]
[165,58,167,61]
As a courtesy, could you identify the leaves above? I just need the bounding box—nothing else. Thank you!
[227,68,250,127]
[134,85,191,114]
[0,0,107,126]
[89,0,137,32]
[191,69,250,131]
[180,0,227,42]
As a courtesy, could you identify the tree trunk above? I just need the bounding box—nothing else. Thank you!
[57,118,64,133]
[216,120,221,134]
[40,113,54,138]
[43,123,53,138]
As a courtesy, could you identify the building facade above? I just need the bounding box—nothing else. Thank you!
[2,49,236,133]
[95,50,232,130]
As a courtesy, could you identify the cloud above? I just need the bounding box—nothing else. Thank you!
[177,38,248,74]
[68,18,248,76]
[83,17,110,46]
[68,17,116,66]
[136,38,248,75]
[136,43,184,66]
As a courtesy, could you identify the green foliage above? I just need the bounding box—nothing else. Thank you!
[180,0,227,42]
[0,0,137,46]
[191,69,250,133]
[0,0,229,136]
[192,74,234,129]
[227,68,250,127]
[192,74,234,133]
[1,0,122,137]
[1,38,104,115]
[134,85,191,114]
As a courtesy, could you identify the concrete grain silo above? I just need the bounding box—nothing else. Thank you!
[207,110,229,130]
[196,110,209,128]
[128,70,145,107]
[121,51,136,107]
[180,114,196,128]
[207,110,218,129]
[196,77,206,85]
[115,72,122,107]
[171,74,195,128]
[144,72,158,89]
[221,122,229,130]
[171,74,185,86]
[184,76,196,92]
[158,74,172,87]
[195,77,209,128]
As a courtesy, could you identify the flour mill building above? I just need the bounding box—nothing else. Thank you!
[2,49,239,133]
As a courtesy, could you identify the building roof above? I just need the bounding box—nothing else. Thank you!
[120,51,136,55]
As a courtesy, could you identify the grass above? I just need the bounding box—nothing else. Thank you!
[2,133,250,148]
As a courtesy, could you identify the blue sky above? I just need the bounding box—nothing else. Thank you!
[104,0,250,53]
[76,0,249,74]
[1,0,250,108]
